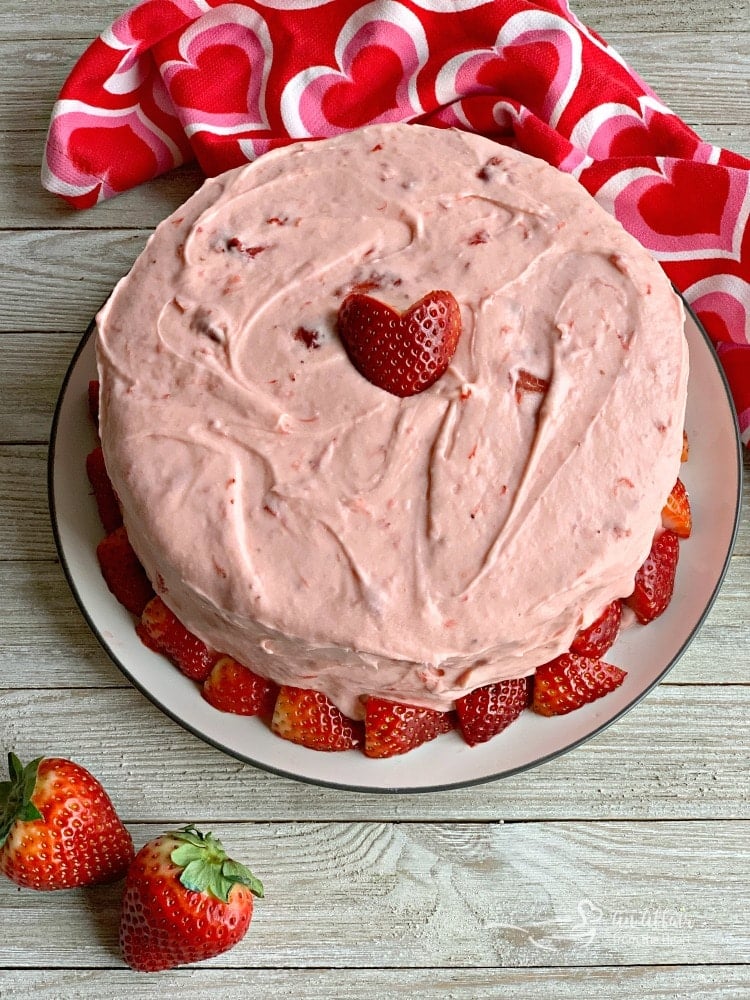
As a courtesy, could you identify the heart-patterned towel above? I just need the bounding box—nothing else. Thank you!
[42,0,749,443]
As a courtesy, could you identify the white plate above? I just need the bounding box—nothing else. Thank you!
[49,304,743,792]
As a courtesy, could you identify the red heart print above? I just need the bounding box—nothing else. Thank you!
[321,46,405,130]
[69,123,158,194]
[168,44,254,117]
[637,161,730,238]
[477,40,560,117]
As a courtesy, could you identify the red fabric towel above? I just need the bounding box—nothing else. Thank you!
[42,0,749,442]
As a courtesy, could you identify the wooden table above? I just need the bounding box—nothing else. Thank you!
[1,2,748,995]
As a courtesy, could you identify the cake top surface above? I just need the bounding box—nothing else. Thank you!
[97,123,687,712]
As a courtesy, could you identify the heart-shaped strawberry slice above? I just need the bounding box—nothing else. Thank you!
[337,290,462,397]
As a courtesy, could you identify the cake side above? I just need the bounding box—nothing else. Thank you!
[96,123,688,717]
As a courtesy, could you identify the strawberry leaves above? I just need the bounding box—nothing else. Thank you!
[1,755,134,890]
[337,290,462,397]
[120,826,261,970]
[0,754,43,845]
[170,826,263,903]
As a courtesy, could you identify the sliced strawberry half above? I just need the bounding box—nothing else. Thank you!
[455,677,530,747]
[86,445,123,533]
[363,697,454,758]
[137,596,218,682]
[624,529,680,624]
[271,686,363,751]
[532,653,627,717]
[202,656,278,718]
[661,478,692,538]
[96,526,155,617]
[570,600,622,659]
[337,290,461,397]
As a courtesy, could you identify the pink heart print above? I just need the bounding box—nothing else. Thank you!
[42,0,750,442]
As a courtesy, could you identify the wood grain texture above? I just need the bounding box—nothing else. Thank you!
[0,821,748,968]
[0,333,79,442]
[0,230,148,333]
[1,445,56,559]
[3,157,204,231]
[0,959,750,1000]
[0,686,747,822]
[2,967,750,1000]
[0,562,125,687]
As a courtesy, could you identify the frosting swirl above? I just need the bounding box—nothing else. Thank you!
[97,124,688,716]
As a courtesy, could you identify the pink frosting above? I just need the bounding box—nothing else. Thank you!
[96,124,688,717]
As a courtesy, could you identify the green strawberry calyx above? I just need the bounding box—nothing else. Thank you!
[0,752,44,848]
[170,824,264,903]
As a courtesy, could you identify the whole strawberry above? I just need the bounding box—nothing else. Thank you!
[120,825,263,972]
[0,752,134,890]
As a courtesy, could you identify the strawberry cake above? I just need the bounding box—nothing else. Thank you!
[93,123,689,750]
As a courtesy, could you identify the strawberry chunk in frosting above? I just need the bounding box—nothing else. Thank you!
[96,124,688,718]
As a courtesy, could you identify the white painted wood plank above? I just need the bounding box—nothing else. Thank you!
[0,446,57,559]
[0,820,747,968]
[0,230,147,333]
[3,156,204,231]
[1,0,747,986]
[0,333,77,442]
[2,966,749,999]
[0,562,124,686]
[0,686,747,821]
[0,2,118,41]
[0,555,747,688]
[612,34,750,128]
[0,1,747,39]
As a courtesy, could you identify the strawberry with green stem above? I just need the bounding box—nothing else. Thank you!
[0,752,134,890]
[119,825,263,972]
